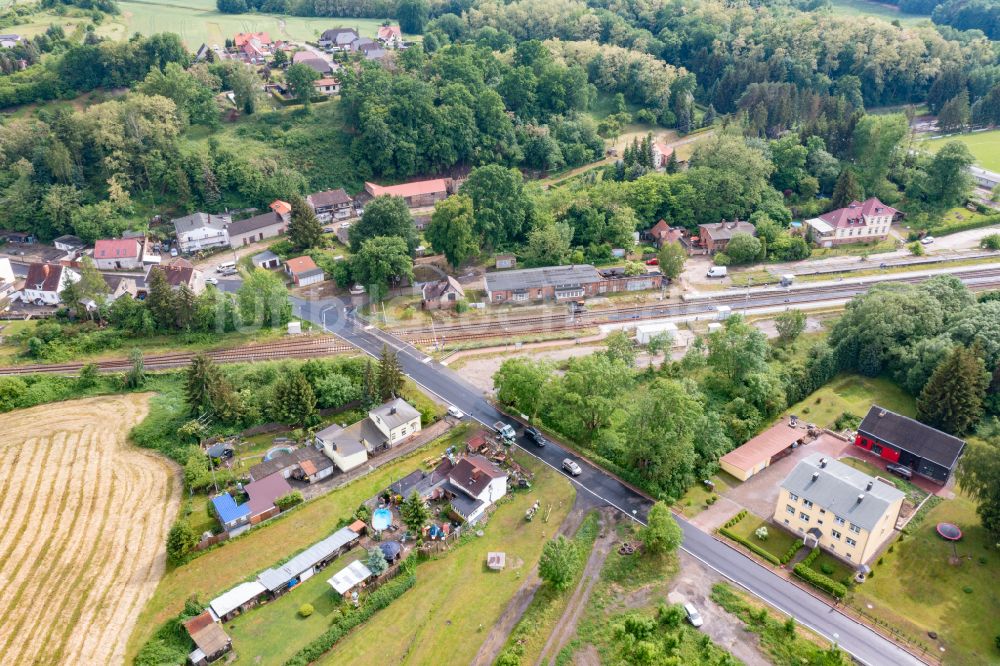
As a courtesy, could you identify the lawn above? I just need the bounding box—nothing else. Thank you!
[729,515,800,562]
[825,0,929,26]
[113,0,405,49]
[783,373,916,429]
[315,450,576,665]
[674,473,736,518]
[922,129,1000,173]
[808,551,855,586]
[808,237,899,259]
[125,425,471,662]
[227,547,363,664]
[850,494,1000,664]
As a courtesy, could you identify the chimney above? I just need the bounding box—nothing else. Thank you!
[819,457,827,468]
[390,407,396,415]
[879,409,887,417]
[866,481,873,491]
[811,472,819,482]
[42,264,50,277]
[857,494,865,503]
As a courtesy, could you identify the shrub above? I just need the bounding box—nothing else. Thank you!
[963,586,973,594]
[299,603,314,617]
[877,557,884,566]
[276,490,304,511]
[979,556,988,565]
[780,540,804,565]
[793,563,847,598]
[755,526,769,541]
[801,548,820,567]
[982,233,1000,250]
[820,563,834,575]
[719,527,781,565]
[888,545,894,553]
[723,510,748,529]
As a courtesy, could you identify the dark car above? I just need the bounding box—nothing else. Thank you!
[525,426,548,447]
[886,463,913,479]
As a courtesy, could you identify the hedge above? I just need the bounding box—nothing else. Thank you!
[801,547,820,568]
[284,571,417,665]
[793,563,847,599]
[719,527,781,565]
[934,213,1000,236]
[780,539,804,565]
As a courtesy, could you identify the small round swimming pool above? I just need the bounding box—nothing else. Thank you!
[372,508,392,531]
[264,446,293,461]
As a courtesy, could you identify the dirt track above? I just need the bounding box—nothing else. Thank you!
[0,394,180,665]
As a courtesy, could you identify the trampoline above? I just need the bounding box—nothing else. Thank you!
[936,522,962,541]
[372,508,392,531]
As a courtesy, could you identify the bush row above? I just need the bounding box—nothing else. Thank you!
[723,510,748,529]
[719,527,781,566]
[801,546,821,568]
[780,539,804,565]
[284,571,417,666]
[793,563,847,599]
[934,213,1000,236]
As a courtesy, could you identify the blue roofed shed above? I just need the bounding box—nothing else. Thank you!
[212,493,251,530]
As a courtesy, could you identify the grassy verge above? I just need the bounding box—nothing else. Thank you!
[798,255,1000,283]
[559,520,735,664]
[849,493,1000,663]
[125,426,472,662]
[497,512,601,665]
[808,238,898,259]
[314,450,576,665]
[673,473,735,518]
[710,582,850,665]
[782,373,916,429]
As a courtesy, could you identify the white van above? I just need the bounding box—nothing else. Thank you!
[706,266,728,278]
[216,261,236,273]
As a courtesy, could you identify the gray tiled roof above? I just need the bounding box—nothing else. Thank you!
[369,398,420,430]
[780,454,904,531]
[172,212,230,234]
[484,265,603,293]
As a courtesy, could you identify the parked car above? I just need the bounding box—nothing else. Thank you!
[706,266,728,278]
[562,458,582,476]
[525,426,548,447]
[170,247,178,257]
[645,257,659,266]
[447,405,464,419]
[205,276,219,285]
[921,235,935,245]
[886,463,913,479]
[493,421,516,444]
[684,603,704,628]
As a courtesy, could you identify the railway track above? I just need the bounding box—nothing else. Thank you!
[0,335,353,376]
[394,267,1000,343]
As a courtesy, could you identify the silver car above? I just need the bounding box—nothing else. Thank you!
[562,459,582,476]
[684,603,704,627]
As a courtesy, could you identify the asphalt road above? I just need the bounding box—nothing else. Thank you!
[294,296,926,666]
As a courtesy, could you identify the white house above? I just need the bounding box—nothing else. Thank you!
[173,212,232,253]
[93,238,143,270]
[376,25,403,48]
[446,455,508,524]
[804,198,898,248]
[315,398,422,472]
[652,142,673,170]
[20,262,80,306]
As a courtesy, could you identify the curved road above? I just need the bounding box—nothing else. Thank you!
[293,296,926,666]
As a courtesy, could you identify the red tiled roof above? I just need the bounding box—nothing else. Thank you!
[94,238,140,260]
[377,25,402,40]
[270,200,291,216]
[365,179,448,199]
[285,256,319,275]
[719,419,802,473]
[235,32,270,47]
[818,197,898,229]
[653,143,673,158]
[314,77,339,86]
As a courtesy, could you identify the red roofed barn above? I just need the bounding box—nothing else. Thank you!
[364,179,448,208]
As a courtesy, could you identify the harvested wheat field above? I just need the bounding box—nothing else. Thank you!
[0,393,180,665]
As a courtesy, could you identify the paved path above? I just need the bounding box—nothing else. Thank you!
[292,297,927,666]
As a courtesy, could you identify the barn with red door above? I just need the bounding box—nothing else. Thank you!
[855,405,965,484]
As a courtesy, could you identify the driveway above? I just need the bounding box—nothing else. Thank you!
[722,433,851,518]
[923,223,1000,251]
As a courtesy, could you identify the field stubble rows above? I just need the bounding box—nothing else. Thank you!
[0,394,180,665]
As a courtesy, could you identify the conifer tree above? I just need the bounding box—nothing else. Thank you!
[287,194,324,250]
[831,168,864,209]
[272,371,317,425]
[917,345,989,435]
[146,267,177,331]
[377,344,405,402]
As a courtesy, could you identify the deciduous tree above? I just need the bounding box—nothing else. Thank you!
[639,502,683,554]
[425,194,477,268]
[348,195,417,254]
[656,241,686,280]
[539,536,578,591]
[351,236,413,302]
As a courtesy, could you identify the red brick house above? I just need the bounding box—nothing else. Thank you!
[697,220,756,254]
[648,220,686,248]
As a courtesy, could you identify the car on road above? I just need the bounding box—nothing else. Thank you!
[170,248,178,257]
[921,235,935,245]
[684,603,704,628]
[562,458,582,476]
[525,426,548,447]
[205,276,219,285]
[447,405,464,419]
[886,463,913,479]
